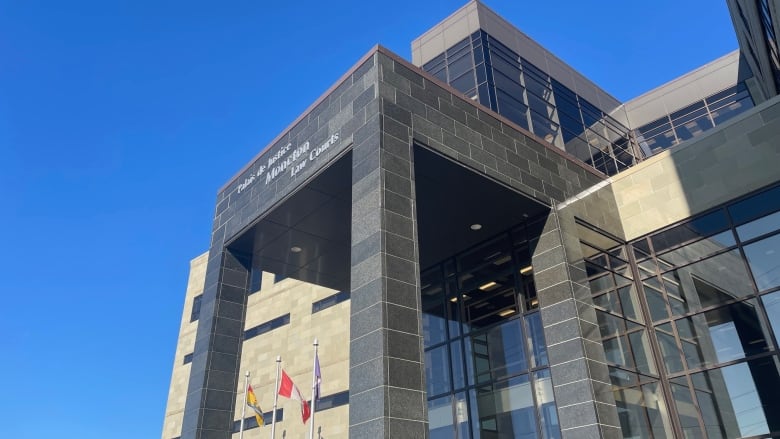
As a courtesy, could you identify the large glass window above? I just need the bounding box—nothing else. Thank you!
[422,30,638,176]
[422,223,558,439]
[619,183,780,438]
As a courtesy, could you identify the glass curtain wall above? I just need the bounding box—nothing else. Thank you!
[634,83,754,155]
[422,220,560,439]
[422,31,638,176]
[579,223,675,439]
[579,183,780,438]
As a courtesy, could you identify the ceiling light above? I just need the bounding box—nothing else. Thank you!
[450,297,458,302]
[290,246,302,253]
[479,281,497,291]
[520,265,533,274]
[470,223,482,231]
[499,308,516,317]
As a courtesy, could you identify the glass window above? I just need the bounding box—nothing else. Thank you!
[614,381,672,439]
[244,314,290,341]
[249,267,263,293]
[448,53,474,83]
[425,345,451,396]
[651,210,730,254]
[656,323,684,374]
[451,340,466,390]
[736,210,780,242]
[762,291,780,346]
[644,282,670,322]
[533,369,560,439]
[743,233,780,291]
[689,359,780,437]
[727,184,780,225]
[471,375,540,439]
[670,382,704,438]
[451,71,476,94]
[526,312,548,368]
[666,249,754,315]
[311,290,349,313]
[422,270,448,348]
[428,393,469,439]
[672,300,769,370]
[190,294,203,322]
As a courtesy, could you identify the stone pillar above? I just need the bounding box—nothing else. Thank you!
[181,247,251,439]
[348,70,429,437]
[532,209,621,439]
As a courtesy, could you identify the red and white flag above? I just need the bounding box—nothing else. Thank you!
[278,370,311,424]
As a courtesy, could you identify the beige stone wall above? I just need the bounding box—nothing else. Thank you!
[162,260,351,439]
[161,252,208,439]
[563,95,780,241]
[231,273,351,439]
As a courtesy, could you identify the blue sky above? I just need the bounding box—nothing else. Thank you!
[0,1,735,438]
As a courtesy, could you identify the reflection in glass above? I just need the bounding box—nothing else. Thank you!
[656,323,684,374]
[470,319,527,384]
[736,210,780,242]
[533,369,560,439]
[674,300,769,371]
[671,382,704,439]
[743,233,780,291]
[669,250,754,313]
[472,375,539,439]
[426,345,451,397]
[526,312,548,368]
[614,380,673,439]
[688,359,780,437]
[428,393,470,439]
[451,340,466,391]
[727,184,780,226]
[422,272,447,348]
[762,291,780,346]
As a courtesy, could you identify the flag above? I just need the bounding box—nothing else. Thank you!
[314,353,322,400]
[278,370,311,424]
[246,384,265,427]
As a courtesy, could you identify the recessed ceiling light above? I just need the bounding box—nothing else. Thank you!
[470,223,482,231]
[450,297,458,302]
[479,281,497,291]
[290,246,302,253]
[520,265,533,274]
[499,308,516,317]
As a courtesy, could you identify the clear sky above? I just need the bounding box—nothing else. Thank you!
[0,1,735,438]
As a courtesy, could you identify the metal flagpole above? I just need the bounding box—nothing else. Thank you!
[240,371,249,439]
[308,338,318,439]
[270,356,281,439]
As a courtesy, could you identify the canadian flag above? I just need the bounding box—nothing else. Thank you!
[278,370,311,423]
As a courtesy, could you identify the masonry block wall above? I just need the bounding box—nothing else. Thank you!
[178,45,630,439]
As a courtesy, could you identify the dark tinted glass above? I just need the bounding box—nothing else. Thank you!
[190,294,203,322]
[311,291,350,314]
[728,185,780,225]
[244,314,290,340]
[651,210,730,254]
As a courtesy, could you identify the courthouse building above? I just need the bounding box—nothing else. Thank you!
[162,1,780,438]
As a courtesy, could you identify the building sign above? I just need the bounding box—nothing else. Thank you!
[237,132,340,194]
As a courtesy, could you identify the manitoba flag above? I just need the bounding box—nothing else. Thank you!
[278,370,311,423]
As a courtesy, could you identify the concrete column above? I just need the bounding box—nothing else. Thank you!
[181,247,251,439]
[532,209,621,439]
[348,70,429,437]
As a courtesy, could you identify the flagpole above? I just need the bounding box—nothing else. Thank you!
[308,338,318,439]
[271,356,281,439]
[240,371,249,439]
